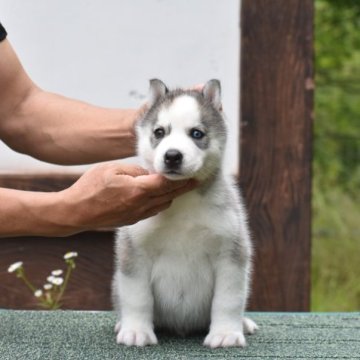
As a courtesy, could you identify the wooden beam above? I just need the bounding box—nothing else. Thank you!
[0,231,114,310]
[240,0,314,311]
[0,173,80,192]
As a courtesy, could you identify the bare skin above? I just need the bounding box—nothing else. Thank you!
[0,39,139,163]
[0,38,197,237]
[0,164,196,237]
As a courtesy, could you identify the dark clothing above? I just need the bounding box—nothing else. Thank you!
[0,22,7,41]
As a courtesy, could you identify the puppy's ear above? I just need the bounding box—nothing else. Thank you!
[148,79,169,107]
[203,79,221,110]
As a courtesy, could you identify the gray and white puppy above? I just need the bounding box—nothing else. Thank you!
[112,79,257,348]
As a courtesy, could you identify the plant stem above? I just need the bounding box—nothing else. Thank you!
[20,273,37,293]
[54,263,73,307]
[18,272,50,308]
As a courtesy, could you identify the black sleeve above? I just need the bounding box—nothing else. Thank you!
[0,22,7,41]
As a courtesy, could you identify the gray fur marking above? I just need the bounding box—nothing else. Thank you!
[230,237,251,268]
[139,88,226,151]
[197,170,220,196]
[191,133,210,150]
[150,125,171,149]
[117,230,136,276]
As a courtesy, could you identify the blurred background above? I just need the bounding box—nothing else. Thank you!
[0,0,239,174]
[0,0,359,311]
[313,0,360,311]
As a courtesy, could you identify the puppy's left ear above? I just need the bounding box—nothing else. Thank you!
[149,79,169,107]
[203,79,222,110]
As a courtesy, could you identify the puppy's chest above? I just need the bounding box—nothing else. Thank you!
[143,202,219,322]
[136,192,223,259]
[148,220,219,270]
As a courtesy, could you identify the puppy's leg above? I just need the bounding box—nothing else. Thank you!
[204,251,256,348]
[114,266,157,347]
[114,231,157,347]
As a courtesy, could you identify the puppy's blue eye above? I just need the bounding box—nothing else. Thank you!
[190,129,205,139]
[154,127,165,139]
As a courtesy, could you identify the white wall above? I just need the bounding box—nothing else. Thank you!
[0,0,240,174]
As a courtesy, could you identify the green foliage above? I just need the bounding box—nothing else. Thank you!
[316,0,360,74]
[313,0,360,311]
[315,0,360,195]
[312,188,360,311]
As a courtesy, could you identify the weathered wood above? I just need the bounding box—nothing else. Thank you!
[0,231,114,310]
[240,0,313,311]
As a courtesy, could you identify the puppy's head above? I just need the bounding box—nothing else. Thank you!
[136,79,227,181]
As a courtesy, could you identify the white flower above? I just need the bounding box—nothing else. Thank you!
[34,289,43,298]
[64,252,78,260]
[51,269,63,276]
[47,275,56,284]
[52,277,64,286]
[8,261,23,273]
[43,283,53,290]
[47,276,63,286]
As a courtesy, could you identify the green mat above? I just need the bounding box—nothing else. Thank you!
[0,310,359,359]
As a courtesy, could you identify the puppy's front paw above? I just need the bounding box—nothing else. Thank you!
[203,330,246,348]
[243,317,258,334]
[116,327,158,347]
[114,321,121,333]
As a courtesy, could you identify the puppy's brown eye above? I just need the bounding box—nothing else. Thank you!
[154,127,165,139]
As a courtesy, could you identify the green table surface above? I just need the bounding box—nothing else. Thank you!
[0,310,359,359]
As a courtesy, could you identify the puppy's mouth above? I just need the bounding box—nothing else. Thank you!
[162,169,192,180]
[164,170,182,175]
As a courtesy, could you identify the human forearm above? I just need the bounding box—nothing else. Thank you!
[0,39,138,164]
[5,89,138,164]
[0,188,76,237]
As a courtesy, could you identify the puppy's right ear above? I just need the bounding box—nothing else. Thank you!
[149,79,169,107]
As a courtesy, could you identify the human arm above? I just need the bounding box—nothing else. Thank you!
[0,38,139,164]
[0,163,197,237]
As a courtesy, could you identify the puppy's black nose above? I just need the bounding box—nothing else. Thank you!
[164,149,183,169]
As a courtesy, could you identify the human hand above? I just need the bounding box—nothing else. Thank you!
[58,162,197,233]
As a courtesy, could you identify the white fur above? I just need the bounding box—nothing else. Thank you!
[158,95,202,129]
[112,84,257,348]
[137,95,221,181]
[154,96,205,179]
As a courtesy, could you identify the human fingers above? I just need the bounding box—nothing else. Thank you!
[140,178,198,218]
[89,162,148,178]
[140,200,173,220]
[113,163,149,177]
[135,174,192,196]
[147,180,198,204]
[131,179,197,223]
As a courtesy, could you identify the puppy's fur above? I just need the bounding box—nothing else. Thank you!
[112,79,257,348]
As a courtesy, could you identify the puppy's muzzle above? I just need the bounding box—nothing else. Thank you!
[164,149,183,170]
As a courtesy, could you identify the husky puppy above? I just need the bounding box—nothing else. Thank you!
[112,79,257,348]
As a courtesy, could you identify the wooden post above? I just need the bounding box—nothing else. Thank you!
[240,0,314,311]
